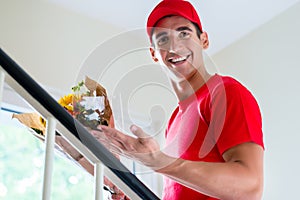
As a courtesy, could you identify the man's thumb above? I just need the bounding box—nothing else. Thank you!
[130,125,149,139]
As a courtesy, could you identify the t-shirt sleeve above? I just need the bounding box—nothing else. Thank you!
[210,81,264,155]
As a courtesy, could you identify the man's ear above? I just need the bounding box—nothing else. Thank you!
[200,31,209,49]
[150,47,159,62]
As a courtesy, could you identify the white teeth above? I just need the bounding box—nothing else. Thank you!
[171,56,188,63]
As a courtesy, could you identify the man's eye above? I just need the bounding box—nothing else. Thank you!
[179,31,190,39]
[157,36,169,46]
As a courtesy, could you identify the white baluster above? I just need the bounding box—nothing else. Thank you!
[42,117,56,200]
[94,162,105,200]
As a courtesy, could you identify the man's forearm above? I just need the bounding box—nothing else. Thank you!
[157,158,263,200]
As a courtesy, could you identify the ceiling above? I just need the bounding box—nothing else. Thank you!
[48,0,300,55]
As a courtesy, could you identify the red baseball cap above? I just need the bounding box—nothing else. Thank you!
[147,0,203,38]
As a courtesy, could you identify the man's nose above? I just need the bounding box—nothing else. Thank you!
[168,36,182,53]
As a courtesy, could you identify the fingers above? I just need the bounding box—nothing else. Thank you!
[91,126,136,156]
[90,129,125,153]
[90,129,108,143]
[100,125,128,141]
[93,125,150,156]
[130,125,150,143]
[100,125,135,149]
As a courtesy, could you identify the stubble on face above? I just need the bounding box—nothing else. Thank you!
[151,16,204,83]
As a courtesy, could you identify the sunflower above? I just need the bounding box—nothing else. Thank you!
[58,93,74,112]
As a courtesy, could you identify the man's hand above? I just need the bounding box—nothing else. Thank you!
[91,125,176,171]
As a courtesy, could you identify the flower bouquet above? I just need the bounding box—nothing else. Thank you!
[59,76,112,130]
[12,76,114,161]
[13,76,112,135]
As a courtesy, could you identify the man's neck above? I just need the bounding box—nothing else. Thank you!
[171,71,211,101]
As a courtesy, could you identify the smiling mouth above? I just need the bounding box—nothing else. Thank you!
[168,55,190,64]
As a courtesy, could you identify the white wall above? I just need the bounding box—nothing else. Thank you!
[0,0,122,92]
[212,2,300,199]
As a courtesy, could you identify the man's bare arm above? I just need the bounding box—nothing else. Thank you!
[95,125,264,200]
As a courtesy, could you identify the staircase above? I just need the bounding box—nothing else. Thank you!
[0,48,160,200]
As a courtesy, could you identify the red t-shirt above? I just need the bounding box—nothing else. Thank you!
[162,74,264,200]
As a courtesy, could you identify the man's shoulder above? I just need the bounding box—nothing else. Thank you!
[206,74,238,90]
[216,74,240,85]
[207,74,255,100]
[211,74,246,90]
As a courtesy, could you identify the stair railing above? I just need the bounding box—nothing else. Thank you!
[0,48,160,200]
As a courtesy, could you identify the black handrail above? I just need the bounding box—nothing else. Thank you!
[0,48,160,200]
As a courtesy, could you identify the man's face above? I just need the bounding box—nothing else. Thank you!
[151,16,206,82]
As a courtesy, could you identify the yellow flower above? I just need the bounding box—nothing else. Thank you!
[58,93,74,111]
[39,116,46,128]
